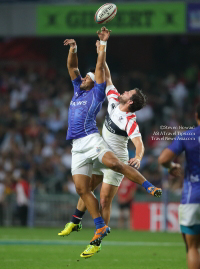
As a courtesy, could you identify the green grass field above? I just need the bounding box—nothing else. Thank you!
[0,227,186,269]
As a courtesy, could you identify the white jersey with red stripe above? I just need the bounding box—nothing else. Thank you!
[102,84,141,160]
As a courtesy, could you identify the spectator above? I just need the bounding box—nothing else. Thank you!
[63,174,77,195]
[0,179,5,226]
[61,146,72,170]
[14,172,30,226]
[117,177,137,229]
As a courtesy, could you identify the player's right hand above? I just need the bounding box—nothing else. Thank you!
[97,26,111,41]
[168,163,182,177]
[129,158,140,169]
[63,39,77,48]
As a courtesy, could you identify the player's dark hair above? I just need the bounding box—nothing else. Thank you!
[89,68,95,74]
[128,88,147,113]
[196,103,200,120]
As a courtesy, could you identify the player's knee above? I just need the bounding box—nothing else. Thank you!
[109,160,123,173]
[75,186,87,196]
[75,186,82,196]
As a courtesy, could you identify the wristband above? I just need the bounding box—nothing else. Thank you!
[99,40,107,52]
[70,46,77,53]
[100,40,107,46]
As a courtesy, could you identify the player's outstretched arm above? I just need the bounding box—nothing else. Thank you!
[104,62,112,86]
[63,39,80,80]
[129,137,144,169]
[96,40,112,86]
[95,27,111,84]
[158,149,182,177]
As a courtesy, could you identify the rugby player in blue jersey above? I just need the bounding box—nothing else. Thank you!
[61,27,161,250]
[158,104,200,269]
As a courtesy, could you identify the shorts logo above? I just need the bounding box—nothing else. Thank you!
[96,147,101,153]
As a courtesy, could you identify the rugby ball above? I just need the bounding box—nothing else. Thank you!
[95,3,117,24]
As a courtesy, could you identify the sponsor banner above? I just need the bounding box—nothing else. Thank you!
[131,202,180,232]
[37,3,186,35]
[187,3,200,32]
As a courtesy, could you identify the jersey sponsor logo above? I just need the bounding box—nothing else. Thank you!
[105,113,128,137]
[96,147,101,153]
[105,117,115,134]
[119,116,123,122]
[70,100,87,106]
[111,103,116,110]
[190,174,200,183]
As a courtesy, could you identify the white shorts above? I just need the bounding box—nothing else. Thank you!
[93,155,128,187]
[179,204,200,226]
[71,133,111,177]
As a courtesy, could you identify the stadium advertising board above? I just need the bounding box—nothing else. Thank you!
[131,202,180,232]
[37,3,186,35]
[187,3,200,32]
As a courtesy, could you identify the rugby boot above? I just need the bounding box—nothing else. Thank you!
[58,222,82,236]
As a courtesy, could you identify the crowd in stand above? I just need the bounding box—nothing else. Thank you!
[0,59,199,210]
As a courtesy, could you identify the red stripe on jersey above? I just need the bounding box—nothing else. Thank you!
[128,122,137,136]
[111,97,119,102]
[107,89,120,96]
[125,114,136,129]
[126,114,136,121]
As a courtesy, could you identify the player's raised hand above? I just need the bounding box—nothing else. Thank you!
[97,26,111,41]
[129,158,141,169]
[63,39,77,48]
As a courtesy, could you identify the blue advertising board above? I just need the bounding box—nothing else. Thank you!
[187,3,200,32]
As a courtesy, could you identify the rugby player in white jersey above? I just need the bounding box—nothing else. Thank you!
[59,37,162,258]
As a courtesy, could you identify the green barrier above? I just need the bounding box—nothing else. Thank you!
[37,3,186,35]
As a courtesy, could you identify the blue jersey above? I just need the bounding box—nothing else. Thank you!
[66,75,106,140]
[168,126,200,204]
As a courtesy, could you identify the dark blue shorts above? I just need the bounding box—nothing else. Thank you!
[180,224,200,235]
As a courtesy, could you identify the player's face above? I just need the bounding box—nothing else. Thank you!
[119,89,136,104]
[80,75,94,90]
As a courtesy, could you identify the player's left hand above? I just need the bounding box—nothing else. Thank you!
[129,158,141,169]
[63,39,77,48]
[97,26,111,41]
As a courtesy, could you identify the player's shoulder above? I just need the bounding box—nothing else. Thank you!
[93,81,106,91]
[72,75,82,85]
[125,112,140,137]
[106,84,120,96]
[126,113,137,123]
